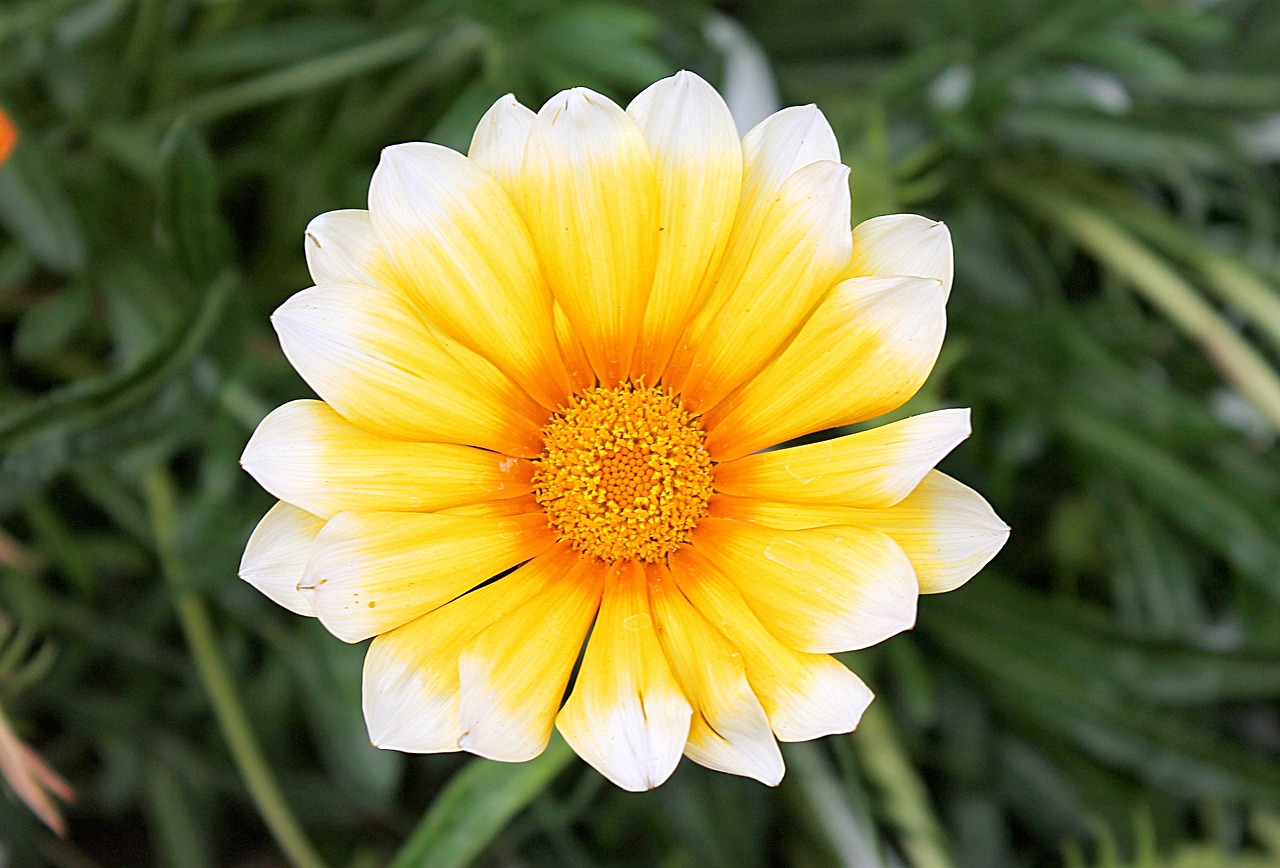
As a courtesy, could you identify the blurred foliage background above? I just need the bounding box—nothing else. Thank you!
[2,0,1280,865]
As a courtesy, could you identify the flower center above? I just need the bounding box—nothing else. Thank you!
[533,381,714,563]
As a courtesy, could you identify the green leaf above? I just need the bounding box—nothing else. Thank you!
[0,141,88,275]
[389,738,576,868]
[0,272,235,511]
[157,122,232,288]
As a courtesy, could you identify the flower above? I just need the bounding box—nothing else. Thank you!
[239,71,1008,791]
[0,705,74,836]
[0,108,16,164]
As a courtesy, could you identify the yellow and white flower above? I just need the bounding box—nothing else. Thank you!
[239,71,1008,791]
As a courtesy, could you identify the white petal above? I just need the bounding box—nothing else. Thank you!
[713,408,971,508]
[670,548,876,741]
[362,553,560,753]
[627,71,743,380]
[241,399,533,519]
[368,142,572,408]
[851,214,954,298]
[693,518,919,654]
[521,87,660,384]
[457,554,602,762]
[468,94,536,202]
[740,104,840,198]
[648,566,784,785]
[303,210,389,288]
[556,562,691,791]
[238,502,322,616]
[301,511,555,643]
[272,283,545,457]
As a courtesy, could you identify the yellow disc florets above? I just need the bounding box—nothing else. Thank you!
[533,381,714,563]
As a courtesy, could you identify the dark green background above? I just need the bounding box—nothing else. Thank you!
[2,0,1280,865]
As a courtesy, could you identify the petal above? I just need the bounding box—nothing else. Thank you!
[303,209,393,287]
[691,517,917,654]
[740,104,841,201]
[457,553,603,761]
[369,143,572,408]
[627,71,743,381]
[670,104,839,338]
[272,283,546,457]
[710,471,1010,594]
[436,494,542,519]
[713,408,970,508]
[556,561,692,791]
[705,275,947,461]
[468,94,536,203]
[669,547,874,741]
[647,563,784,786]
[666,160,852,411]
[238,501,321,616]
[241,400,533,519]
[850,214,953,298]
[554,301,595,393]
[362,546,571,753]
[522,88,660,385]
[301,511,556,642]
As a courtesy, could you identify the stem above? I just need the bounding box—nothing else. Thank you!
[144,468,325,868]
[853,703,954,868]
[1002,178,1280,435]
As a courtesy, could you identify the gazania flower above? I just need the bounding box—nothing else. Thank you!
[239,72,1008,790]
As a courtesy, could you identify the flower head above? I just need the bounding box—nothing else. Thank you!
[240,72,1008,790]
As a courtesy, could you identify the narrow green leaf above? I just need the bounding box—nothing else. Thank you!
[781,742,886,868]
[0,142,88,275]
[155,26,445,122]
[157,122,232,287]
[0,272,235,509]
[389,738,576,868]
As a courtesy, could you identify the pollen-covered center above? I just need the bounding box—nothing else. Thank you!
[533,381,714,563]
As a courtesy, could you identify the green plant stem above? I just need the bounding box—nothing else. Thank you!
[853,703,954,868]
[782,742,886,868]
[1068,179,1280,357]
[1003,179,1280,434]
[144,468,325,868]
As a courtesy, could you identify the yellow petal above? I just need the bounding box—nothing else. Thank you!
[301,511,556,642]
[713,408,970,508]
[238,501,322,616]
[361,545,571,753]
[303,209,394,287]
[457,552,603,761]
[669,547,874,741]
[241,399,533,519]
[369,143,572,408]
[554,301,595,393]
[705,275,947,460]
[468,94,536,203]
[521,88,660,385]
[667,103,838,355]
[665,160,852,411]
[436,494,541,519]
[647,563,783,785]
[849,214,953,298]
[556,561,692,791]
[691,517,917,653]
[627,71,742,381]
[710,471,1010,593]
[272,283,546,457]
